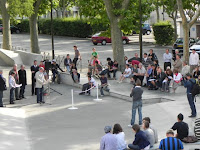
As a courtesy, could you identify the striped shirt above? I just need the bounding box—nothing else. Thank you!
[159,137,184,150]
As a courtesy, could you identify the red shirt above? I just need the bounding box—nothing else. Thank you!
[39,64,45,70]
[132,60,140,66]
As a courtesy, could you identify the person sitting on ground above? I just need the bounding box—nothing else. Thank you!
[128,124,150,150]
[171,68,182,93]
[193,66,200,79]
[79,75,96,95]
[100,126,117,150]
[142,117,158,143]
[94,61,103,78]
[100,74,109,96]
[150,67,166,90]
[106,57,115,79]
[64,54,72,73]
[148,64,157,90]
[159,129,184,150]
[70,63,77,72]
[113,60,118,80]
[142,53,152,69]
[145,64,152,88]
[148,49,157,61]
[118,64,131,83]
[181,61,190,78]
[130,64,138,85]
[71,69,80,83]
[173,54,182,73]
[133,63,146,86]
[162,69,173,92]
[125,56,129,65]
[51,59,64,83]
[171,113,189,140]
[142,121,155,148]
[113,124,127,150]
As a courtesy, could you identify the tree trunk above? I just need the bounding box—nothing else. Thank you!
[0,1,11,50]
[173,11,178,41]
[110,19,125,71]
[62,9,66,18]
[29,14,40,54]
[156,1,160,22]
[183,22,190,62]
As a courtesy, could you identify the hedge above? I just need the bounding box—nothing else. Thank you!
[16,18,108,38]
[153,21,174,45]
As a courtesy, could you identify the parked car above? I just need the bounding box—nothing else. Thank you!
[0,24,21,34]
[91,32,130,45]
[189,40,200,55]
[172,37,196,58]
[132,24,152,35]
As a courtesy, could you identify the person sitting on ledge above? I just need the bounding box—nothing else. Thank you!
[79,75,96,95]
[118,64,131,83]
[171,113,189,140]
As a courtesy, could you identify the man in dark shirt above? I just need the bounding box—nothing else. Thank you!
[73,46,81,67]
[106,57,114,79]
[0,70,6,107]
[30,60,39,96]
[129,53,141,62]
[172,113,189,140]
[51,60,64,83]
[18,65,27,99]
[130,80,143,125]
[100,74,109,96]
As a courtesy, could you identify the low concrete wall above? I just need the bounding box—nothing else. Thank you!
[0,49,16,66]
[15,50,42,66]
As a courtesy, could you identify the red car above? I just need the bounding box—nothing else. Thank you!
[91,32,130,45]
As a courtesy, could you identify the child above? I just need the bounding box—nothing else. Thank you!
[118,64,131,83]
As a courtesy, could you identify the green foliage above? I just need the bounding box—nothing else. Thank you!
[16,18,107,37]
[153,21,174,45]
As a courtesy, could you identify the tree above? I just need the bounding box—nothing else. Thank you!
[177,0,200,62]
[0,0,33,50]
[152,0,162,22]
[163,0,178,40]
[78,0,154,71]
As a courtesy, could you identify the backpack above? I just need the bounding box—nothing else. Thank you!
[190,80,200,97]
[194,118,200,140]
[182,136,198,143]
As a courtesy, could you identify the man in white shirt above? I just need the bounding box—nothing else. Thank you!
[35,67,48,104]
[189,49,199,73]
[163,49,172,71]
[118,64,132,83]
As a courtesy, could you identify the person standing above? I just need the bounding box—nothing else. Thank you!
[163,49,172,71]
[73,46,81,67]
[171,113,189,140]
[9,64,20,100]
[173,54,182,72]
[189,49,199,73]
[0,70,6,107]
[129,80,143,126]
[31,60,39,96]
[159,129,184,150]
[100,126,117,150]
[9,72,21,104]
[35,67,48,104]
[18,65,27,99]
[64,54,72,72]
[183,73,197,117]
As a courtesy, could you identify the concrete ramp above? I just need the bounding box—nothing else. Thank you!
[0,49,23,66]
[0,108,30,150]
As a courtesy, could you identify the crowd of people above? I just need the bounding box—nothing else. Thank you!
[100,114,189,150]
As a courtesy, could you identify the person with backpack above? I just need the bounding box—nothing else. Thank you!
[183,73,197,118]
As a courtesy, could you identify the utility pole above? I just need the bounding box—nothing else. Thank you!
[139,0,143,61]
[51,0,55,59]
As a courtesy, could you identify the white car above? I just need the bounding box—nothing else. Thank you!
[189,40,200,55]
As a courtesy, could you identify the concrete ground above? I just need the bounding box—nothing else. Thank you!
[0,34,199,150]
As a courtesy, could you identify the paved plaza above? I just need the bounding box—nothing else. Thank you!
[0,34,200,150]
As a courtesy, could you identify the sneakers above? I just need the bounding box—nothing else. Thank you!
[128,124,132,127]
[101,95,104,97]
[188,115,196,118]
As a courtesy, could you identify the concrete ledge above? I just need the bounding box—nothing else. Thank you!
[0,49,20,66]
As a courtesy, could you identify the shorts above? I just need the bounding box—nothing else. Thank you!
[124,74,130,78]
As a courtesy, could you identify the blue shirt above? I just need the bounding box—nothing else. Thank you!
[133,130,150,149]
[159,137,184,150]
[183,78,195,94]
[100,133,117,150]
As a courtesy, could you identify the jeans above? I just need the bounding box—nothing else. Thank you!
[133,76,144,85]
[73,58,78,67]
[52,70,58,82]
[66,66,71,72]
[162,81,169,91]
[15,87,19,99]
[131,100,142,125]
[107,69,117,78]
[36,87,43,103]
[20,85,26,98]
[100,86,110,95]
[0,91,3,107]
[32,78,36,95]
[10,88,15,103]
[187,93,196,116]
[128,144,140,150]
